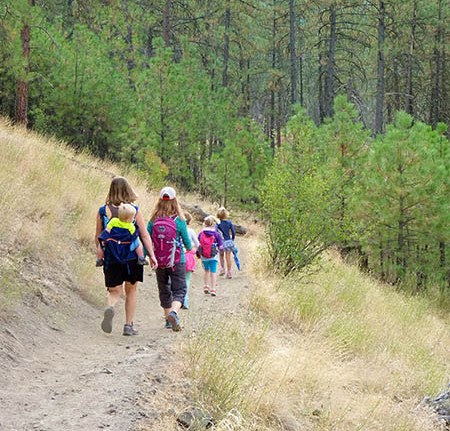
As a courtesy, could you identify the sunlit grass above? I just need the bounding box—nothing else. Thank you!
[0,117,154,308]
[186,318,267,421]
[244,250,449,430]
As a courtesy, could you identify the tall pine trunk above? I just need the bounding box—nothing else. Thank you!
[163,0,172,48]
[430,0,442,127]
[323,4,336,119]
[405,0,417,115]
[374,0,385,134]
[15,0,33,127]
[124,0,135,73]
[269,3,277,150]
[222,0,231,88]
[289,0,297,105]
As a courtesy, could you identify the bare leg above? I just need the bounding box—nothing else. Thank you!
[204,270,210,288]
[124,282,137,325]
[225,251,232,272]
[101,285,123,333]
[135,244,144,259]
[106,285,123,308]
[219,252,225,275]
[97,245,105,261]
[211,271,217,289]
[171,300,182,314]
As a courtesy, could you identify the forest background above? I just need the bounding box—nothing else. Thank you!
[1,0,450,298]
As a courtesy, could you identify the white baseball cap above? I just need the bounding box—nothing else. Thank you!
[160,186,176,200]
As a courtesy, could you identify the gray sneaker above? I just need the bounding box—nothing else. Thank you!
[123,323,138,336]
[138,256,149,266]
[167,310,181,332]
[101,306,114,333]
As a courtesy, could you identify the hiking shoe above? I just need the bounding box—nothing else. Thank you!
[101,306,114,333]
[203,286,210,294]
[167,310,181,332]
[210,288,217,296]
[165,319,173,329]
[96,258,104,267]
[138,256,149,266]
[123,323,138,336]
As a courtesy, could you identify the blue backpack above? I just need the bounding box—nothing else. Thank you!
[98,205,139,266]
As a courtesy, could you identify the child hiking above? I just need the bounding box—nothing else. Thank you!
[198,215,224,296]
[183,212,199,310]
[147,187,192,331]
[95,176,157,337]
[97,203,148,267]
[216,207,236,278]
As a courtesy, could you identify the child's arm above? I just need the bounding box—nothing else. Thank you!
[179,220,193,251]
[230,221,236,240]
[216,231,224,249]
[190,228,200,248]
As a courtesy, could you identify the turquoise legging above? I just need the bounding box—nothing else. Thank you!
[184,271,193,308]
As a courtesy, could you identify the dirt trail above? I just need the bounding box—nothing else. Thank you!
[0,240,252,431]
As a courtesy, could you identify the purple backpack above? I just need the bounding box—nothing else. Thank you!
[151,216,180,268]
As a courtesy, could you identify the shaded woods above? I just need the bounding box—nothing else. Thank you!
[1,1,448,206]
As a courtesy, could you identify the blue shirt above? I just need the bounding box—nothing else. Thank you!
[217,219,235,241]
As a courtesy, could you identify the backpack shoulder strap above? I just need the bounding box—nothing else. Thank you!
[99,205,109,230]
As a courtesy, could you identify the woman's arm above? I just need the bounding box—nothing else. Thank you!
[135,210,158,268]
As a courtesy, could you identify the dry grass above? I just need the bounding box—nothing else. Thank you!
[187,245,449,430]
[0,117,157,309]
[244,251,450,430]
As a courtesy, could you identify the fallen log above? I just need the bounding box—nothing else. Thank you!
[182,203,247,236]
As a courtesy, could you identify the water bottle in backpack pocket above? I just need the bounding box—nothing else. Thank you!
[151,216,181,268]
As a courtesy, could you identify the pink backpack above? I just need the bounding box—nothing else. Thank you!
[198,231,218,258]
[151,217,180,268]
[185,250,197,272]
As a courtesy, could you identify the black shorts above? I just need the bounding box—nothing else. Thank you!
[103,260,144,288]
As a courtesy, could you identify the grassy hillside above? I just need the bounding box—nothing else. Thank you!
[188,251,450,430]
[0,118,449,430]
[0,117,156,310]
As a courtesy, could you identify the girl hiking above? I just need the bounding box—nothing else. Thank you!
[216,207,236,278]
[96,176,157,336]
[197,215,224,296]
[147,187,192,331]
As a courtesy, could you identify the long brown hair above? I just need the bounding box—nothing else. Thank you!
[149,198,185,221]
[105,176,138,206]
